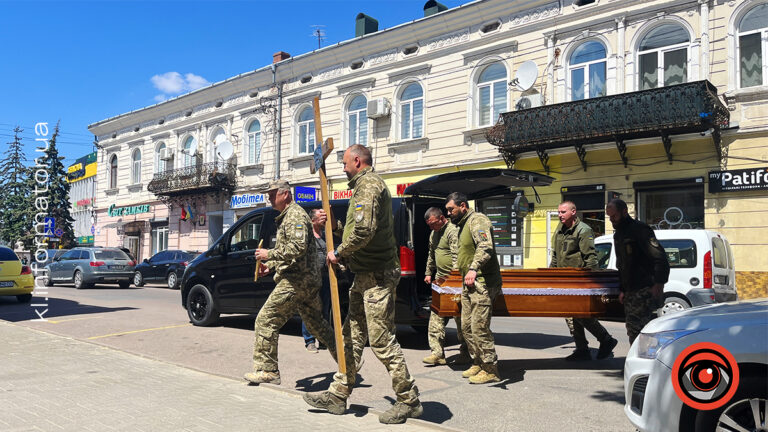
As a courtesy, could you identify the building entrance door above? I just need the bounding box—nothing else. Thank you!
[125,236,140,261]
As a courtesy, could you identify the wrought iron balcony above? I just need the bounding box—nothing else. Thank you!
[486,80,730,173]
[147,161,236,196]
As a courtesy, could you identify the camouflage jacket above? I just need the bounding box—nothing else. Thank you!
[613,216,670,292]
[426,221,458,279]
[266,202,318,283]
[335,167,398,273]
[550,218,597,269]
[456,209,502,290]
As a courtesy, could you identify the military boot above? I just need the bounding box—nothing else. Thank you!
[302,391,347,415]
[422,353,447,365]
[378,401,424,424]
[469,364,500,384]
[453,348,472,365]
[243,370,281,385]
[461,365,482,378]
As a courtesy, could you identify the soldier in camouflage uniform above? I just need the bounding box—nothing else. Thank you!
[422,207,470,366]
[243,179,337,385]
[550,201,618,361]
[606,199,670,344]
[303,144,422,425]
[445,192,502,384]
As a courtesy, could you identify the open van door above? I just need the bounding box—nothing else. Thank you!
[403,169,554,200]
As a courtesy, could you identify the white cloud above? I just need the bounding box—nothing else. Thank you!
[150,72,210,101]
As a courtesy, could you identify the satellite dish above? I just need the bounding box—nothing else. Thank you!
[514,61,538,91]
[217,139,234,160]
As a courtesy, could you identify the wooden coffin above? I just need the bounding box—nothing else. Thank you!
[431,268,624,318]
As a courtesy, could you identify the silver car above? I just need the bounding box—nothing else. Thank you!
[45,247,135,289]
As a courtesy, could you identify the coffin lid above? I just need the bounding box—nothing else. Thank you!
[403,169,554,200]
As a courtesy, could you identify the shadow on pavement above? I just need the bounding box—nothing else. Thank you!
[0,296,136,322]
[419,400,454,424]
[590,389,625,405]
[295,371,371,392]
[495,332,574,350]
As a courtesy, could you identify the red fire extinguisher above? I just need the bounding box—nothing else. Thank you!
[400,246,416,277]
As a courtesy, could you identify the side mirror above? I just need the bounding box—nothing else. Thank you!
[215,242,227,256]
[143,258,149,263]
[53,256,60,262]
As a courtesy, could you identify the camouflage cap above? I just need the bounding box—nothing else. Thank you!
[264,179,291,192]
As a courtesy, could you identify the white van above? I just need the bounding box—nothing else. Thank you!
[594,229,738,315]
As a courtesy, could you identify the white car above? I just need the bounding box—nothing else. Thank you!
[595,229,738,315]
[624,299,768,432]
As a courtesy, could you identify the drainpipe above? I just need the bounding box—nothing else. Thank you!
[272,63,283,179]
[699,0,710,81]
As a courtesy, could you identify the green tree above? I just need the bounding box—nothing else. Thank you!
[42,122,76,248]
[0,127,31,247]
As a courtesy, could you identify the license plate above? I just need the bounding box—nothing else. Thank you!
[0,281,14,287]
[109,265,124,270]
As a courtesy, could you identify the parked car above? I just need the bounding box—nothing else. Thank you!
[595,229,738,315]
[133,250,200,289]
[624,299,768,432]
[36,249,68,268]
[45,247,136,289]
[0,246,34,303]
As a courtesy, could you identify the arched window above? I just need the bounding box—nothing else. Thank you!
[568,41,607,100]
[346,95,368,146]
[297,107,315,155]
[638,24,690,90]
[109,154,118,189]
[182,136,197,167]
[246,120,261,164]
[399,82,423,140]
[738,3,768,88]
[476,62,507,126]
[131,149,141,184]
[210,127,226,163]
[155,143,167,173]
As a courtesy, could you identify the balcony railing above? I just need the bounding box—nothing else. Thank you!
[486,80,730,172]
[147,161,236,196]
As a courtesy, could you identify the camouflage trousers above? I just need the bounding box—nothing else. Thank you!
[624,288,662,344]
[461,278,500,366]
[565,317,612,350]
[427,311,467,358]
[252,278,336,372]
[329,267,419,405]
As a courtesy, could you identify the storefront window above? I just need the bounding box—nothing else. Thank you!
[151,226,168,255]
[636,185,704,229]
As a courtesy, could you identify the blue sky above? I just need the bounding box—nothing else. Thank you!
[0,0,463,167]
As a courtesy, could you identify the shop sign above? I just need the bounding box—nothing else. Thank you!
[231,193,266,209]
[77,235,94,245]
[108,203,151,217]
[708,167,768,193]
[396,183,414,197]
[295,186,317,203]
[332,189,353,200]
[76,198,92,208]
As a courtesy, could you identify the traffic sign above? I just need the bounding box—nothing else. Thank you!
[91,225,95,234]
[44,217,55,237]
[54,228,63,237]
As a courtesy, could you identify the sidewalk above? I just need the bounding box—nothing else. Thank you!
[0,321,451,432]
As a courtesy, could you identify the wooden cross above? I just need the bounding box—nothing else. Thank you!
[309,97,346,375]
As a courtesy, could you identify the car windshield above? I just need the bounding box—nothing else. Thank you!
[595,243,611,269]
[0,248,19,261]
[93,250,129,260]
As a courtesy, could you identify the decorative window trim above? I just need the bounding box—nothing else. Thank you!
[294,104,316,156]
[343,92,369,148]
[387,137,429,156]
[104,187,119,195]
[565,39,609,101]
[243,117,263,166]
[336,78,376,95]
[287,154,314,167]
[630,18,696,92]
[127,183,144,192]
[237,163,265,173]
[387,64,432,84]
[131,148,142,185]
[127,139,144,148]
[462,126,492,145]
[287,91,322,106]
[395,80,426,141]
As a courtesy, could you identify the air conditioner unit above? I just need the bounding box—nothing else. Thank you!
[515,93,542,111]
[159,149,174,161]
[367,97,391,119]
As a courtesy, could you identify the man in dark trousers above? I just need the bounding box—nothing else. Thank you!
[606,199,670,344]
[550,201,618,361]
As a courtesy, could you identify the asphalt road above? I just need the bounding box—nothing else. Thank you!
[0,282,637,431]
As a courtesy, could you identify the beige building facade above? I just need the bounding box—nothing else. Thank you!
[89,0,767,297]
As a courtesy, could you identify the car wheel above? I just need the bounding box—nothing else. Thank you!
[133,271,144,287]
[661,296,690,315]
[118,280,130,289]
[44,275,54,287]
[694,378,768,432]
[167,272,179,290]
[73,271,85,289]
[16,294,32,303]
[186,284,219,326]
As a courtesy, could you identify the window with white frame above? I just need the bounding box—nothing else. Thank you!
[638,24,690,90]
[131,149,141,184]
[182,136,197,167]
[399,82,424,140]
[210,127,225,163]
[569,41,607,100]
[346,95,368,146]
[109,154,118,189]
[155,143,167,173]
[297,107,315,155]
[738,3,768,88]
[476,62,507,126]
[151,225,168,255]
[246,120,261,164]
